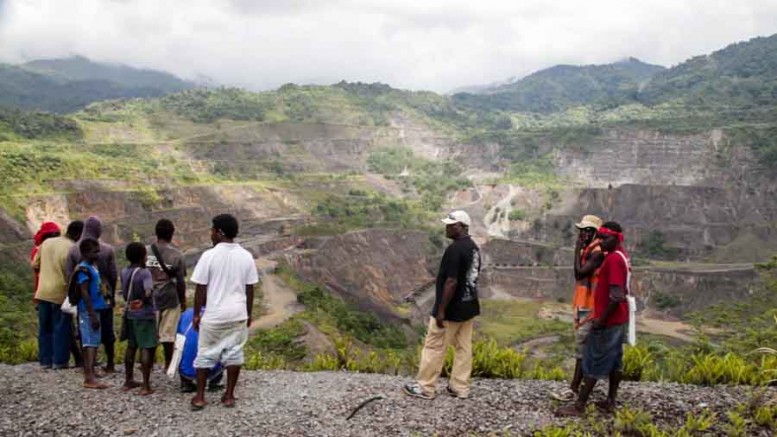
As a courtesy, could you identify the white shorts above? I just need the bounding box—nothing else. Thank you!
[193,320,248,368]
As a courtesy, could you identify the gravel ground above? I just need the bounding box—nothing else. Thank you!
[0,363,771,436]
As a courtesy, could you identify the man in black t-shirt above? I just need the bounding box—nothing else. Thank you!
[404,210,480,400]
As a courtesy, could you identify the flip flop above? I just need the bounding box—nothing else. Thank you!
[190,401,206,412]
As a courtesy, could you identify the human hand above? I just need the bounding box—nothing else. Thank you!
[435,313,445,329]
[89,313,100,330]
[246,318,252,328]
[193,315,201,332]
[180,302,187,312]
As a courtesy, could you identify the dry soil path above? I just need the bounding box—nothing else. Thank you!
[250,257,303,332]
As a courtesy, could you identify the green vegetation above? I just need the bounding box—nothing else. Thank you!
[278,265,406,349]
[508,209,527,221]
[639,34,777,108]
[0,108,81,140]
[653,291,682,310]
[533,400,777,436]
[303,190,431,234]
[0,141,204,218]
[367,147,471,210]
[454,58,664,113]
[0,259,38,364]
[478,300,568,346]
[0,57,192,114]
[638,230,679,259]
[247,319,307,362]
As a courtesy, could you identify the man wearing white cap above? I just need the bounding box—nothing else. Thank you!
[404,210,481,400]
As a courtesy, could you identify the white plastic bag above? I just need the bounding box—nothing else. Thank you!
[61,298,77,316]
[614,250,637,346]
[627,295,637,346]
[166,331,187,379]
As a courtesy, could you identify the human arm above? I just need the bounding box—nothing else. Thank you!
[193,284,207,331]
[79,275,99,330]
[142,270,153,299]
[245,257,259,328]
[190,253,210,331]
[65,250,76,279]
[574,248,604,281]
[31,250,41,271]
[592,285,625,329]
[435,278,457,328]
[246,284,255,328]
[107,248,118,305]
[176,269,187,311]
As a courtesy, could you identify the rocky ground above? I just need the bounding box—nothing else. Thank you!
[0,363,772,436]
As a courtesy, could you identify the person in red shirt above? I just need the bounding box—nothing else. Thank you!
[556,221,630,416]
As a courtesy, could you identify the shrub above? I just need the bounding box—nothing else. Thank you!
[623,344,656,381]
[508,209,527,221]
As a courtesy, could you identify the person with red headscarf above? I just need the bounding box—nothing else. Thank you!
[557,221,631,417]
[30,221,61,300]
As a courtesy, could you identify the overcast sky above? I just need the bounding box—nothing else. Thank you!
[1,0,775,93]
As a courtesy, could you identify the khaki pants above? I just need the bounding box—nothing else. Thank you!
[416,316,474,397]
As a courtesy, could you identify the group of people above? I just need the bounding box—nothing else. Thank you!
[31,213,259,410]
[32,207,629,413]
[403,211,631,417]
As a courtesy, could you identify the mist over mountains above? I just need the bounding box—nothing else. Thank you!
[1,33,776,117]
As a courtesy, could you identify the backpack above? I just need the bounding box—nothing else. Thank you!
[67,265,90,306]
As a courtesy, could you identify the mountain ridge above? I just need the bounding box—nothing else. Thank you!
[0,56,196,113]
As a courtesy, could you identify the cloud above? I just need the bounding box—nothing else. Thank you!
[1,0,776,93]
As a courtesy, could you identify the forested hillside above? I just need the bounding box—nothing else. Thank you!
[0,57,194,113]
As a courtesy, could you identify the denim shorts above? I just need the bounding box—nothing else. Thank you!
[582,323,626,379]
[78,311,102,348]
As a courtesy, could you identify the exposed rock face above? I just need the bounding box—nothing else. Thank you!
[0,210,29,245]
[183,119,458,175]
[481,239,570,267]
[289,229,437,320]
[483,264,760,317]
[23,183,298,250]
[529,127,777,262]
[530,183,777,261]
[556,129,725,187]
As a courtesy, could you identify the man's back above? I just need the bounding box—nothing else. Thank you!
[191,243,259,324]
[34,236,73,304]
[434,235,481,322]
[146,242,186,310]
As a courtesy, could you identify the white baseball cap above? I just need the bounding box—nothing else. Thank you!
[441,210,472,227]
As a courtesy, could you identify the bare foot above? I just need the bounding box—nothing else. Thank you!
[221,395,236,408]
[83,381,110,390]
[138,387,154,396]
[102,366,118,374]
[190,397,207,411]
[121,381,142,391]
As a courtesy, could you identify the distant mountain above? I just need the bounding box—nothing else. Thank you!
[453,58,666,113]
[638,34,777,107]
[22,56,193,91]
[0,56,196,113]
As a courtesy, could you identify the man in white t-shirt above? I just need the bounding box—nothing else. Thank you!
[189,214,259,411]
